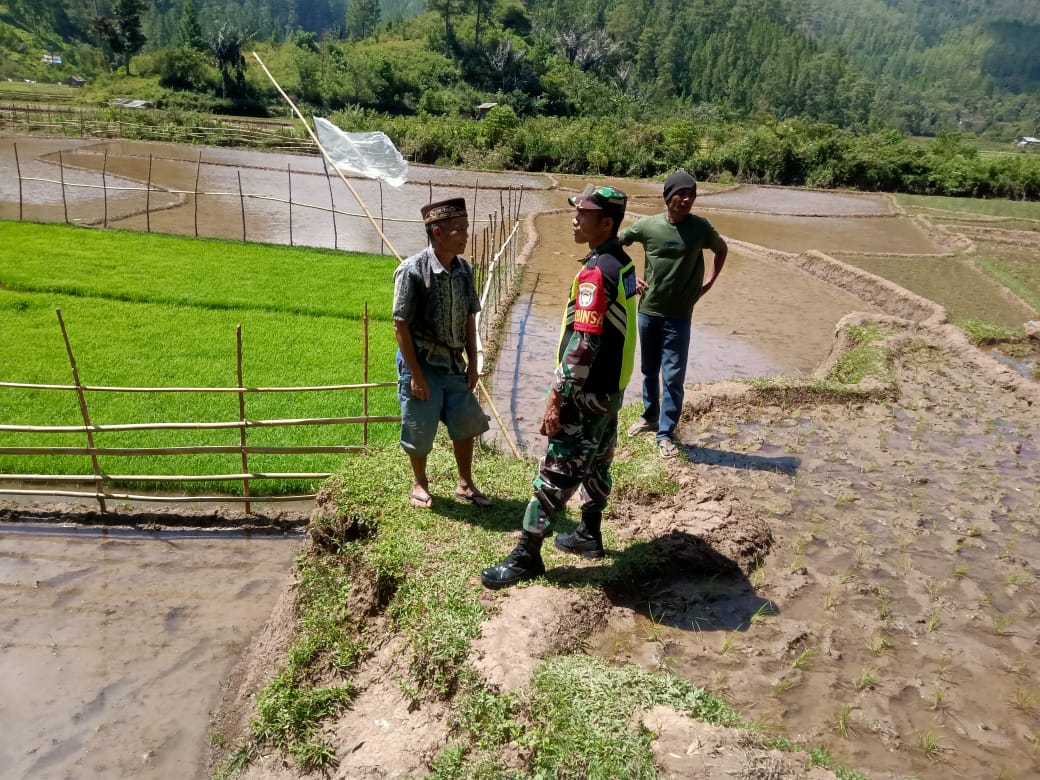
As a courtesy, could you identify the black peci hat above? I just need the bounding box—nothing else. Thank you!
[421,197,468,224]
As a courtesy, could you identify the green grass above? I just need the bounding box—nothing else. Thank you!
[893,193,1040,221]
[827,323,893,385]
[959,318,1025,346]
[0,221,400,490]
[222,441,866,778]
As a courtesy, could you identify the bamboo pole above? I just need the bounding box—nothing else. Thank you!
[251,52,401,258]
[363,302,370,447]
[0,488,316,503]
[145,153,153,232]
[56,308,106,512]
[237,170,246,241]
[58,150,68,223]
[194,151,202,237]
[378,180,385,255]
[237,325,251,513]
[322,155,338,249]
[4,472,331,483]
[0,415,401,433]
[14,142,22,221]
[102,148,108,228]
[0,380,396,393]
[251,51,520,458]
[0,445,366,456]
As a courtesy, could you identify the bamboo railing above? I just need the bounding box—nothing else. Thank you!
[0,310,396,513]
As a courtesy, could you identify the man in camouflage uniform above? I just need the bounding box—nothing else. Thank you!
[482,185,638,589]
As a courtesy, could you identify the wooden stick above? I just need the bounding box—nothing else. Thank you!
[237,170,246,241]
[251,51,401,258]
[0,380,396,393]
[194,150,201,236]
[0,445,367,456]
[0,415,401,434]
[236,325,251,513]
[146,153,152,232]
[56,308,106,512]
[102,148,108,228]
[59,149,68,223]
[0,488,317,503]
[4,472,332,482]
[14,142,22,221]
[287,164,293,246]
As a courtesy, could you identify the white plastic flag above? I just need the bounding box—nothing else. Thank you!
[313,116,408,188]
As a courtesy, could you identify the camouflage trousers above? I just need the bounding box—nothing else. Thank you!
[522,402,619,536]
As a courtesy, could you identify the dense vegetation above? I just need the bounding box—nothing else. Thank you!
[2,0,1040,197]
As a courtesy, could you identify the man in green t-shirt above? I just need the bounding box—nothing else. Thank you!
[619,171,728,458]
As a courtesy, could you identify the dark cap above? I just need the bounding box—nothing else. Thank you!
[663,171,697,203]
[568,184,627,222]
[421,197,467,224]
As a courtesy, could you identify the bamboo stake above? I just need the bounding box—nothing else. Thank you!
[238,170,246,241]
[102,148,108,228]
[237,325,251,513]
[363,303,370,448]
[287,164,293,247]
[146,153,153,232]
[322,155,338,249]
[251,52,401,258]
[194,151,202,237]
[14,142,22,221]
[56,309,106,512]
[378,180,385,255]
[58,150,68,223]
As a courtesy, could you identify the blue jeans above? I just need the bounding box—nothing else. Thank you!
[637,312,691,441]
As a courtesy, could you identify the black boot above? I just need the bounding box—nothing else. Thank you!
[481,532,546,589]
[554,511,604,559]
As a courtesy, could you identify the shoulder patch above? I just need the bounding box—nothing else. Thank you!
[573,266,606,334]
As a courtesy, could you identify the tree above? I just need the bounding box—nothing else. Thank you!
[89,0,147,74]
[345,0,381,41]
[177,0,205,51]
[211,23,248,99]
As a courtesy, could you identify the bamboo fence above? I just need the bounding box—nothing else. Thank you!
[5,140,525,350]
[0,308,396,513]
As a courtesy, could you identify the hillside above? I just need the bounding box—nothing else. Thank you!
[1,0,1038,137]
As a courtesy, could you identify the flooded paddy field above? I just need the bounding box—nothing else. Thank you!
[2,134,1038,779]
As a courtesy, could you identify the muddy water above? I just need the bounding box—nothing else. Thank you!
[486,210,877,452]
[0,524,298,779]
[0,136,557,254]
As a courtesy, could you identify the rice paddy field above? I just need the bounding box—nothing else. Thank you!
[0,221,401,493]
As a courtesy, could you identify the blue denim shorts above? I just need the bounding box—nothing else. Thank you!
[397,353,489,456]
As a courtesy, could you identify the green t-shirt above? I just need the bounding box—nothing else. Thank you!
[620,212,723,318]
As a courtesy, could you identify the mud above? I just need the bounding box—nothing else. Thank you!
[3,135,1040,778]
[0,522,300,779]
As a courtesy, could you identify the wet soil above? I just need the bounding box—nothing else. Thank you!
[3,136,1040,778]
[0,519,300,779]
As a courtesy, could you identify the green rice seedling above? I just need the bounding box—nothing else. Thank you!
[749,602,775,627]
[642,605,667,643]
[793,647,814,671]
[1003,656,1031,677]
[926,611,941,632]
[772,676,800,697]
[916,731,948,762]
[717,633,739,656]
[867,633,891,656]
[966,524,982,538]
[930,686,951,715]
[953,563,970,579]
[823,593,839,611]
[1005,573,1034,592]
[992,613,1017,636]
[750,567,767,589]
[836,706,855,739]
[937,653,954,682]
[897,555,914,576]
[877,588,893,622]
[837,570,857,585]
[1008,688,1037,713]
[925,579,945,601]
[855,666,878,691]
